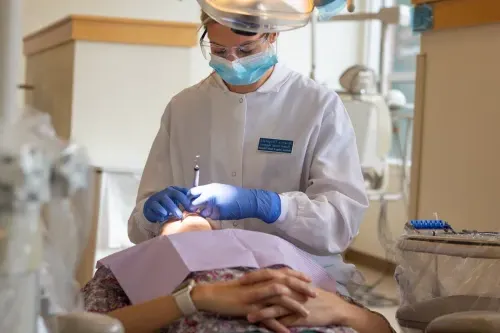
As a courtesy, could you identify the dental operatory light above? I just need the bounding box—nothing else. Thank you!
[196,0,353,34]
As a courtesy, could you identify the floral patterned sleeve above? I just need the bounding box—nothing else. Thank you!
[338,294,397,333]
[81,266,396,333]
[81,266,131,313]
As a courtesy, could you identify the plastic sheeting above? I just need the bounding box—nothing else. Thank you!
[395,229,500,332]
[0,106,91,333]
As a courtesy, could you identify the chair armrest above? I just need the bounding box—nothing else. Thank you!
[396,295,500,330]
[54,312,124,333]
[426,311,500,333]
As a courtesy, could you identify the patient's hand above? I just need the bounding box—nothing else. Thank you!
[248,286,347,328]
[160,211,212,235]
[247,280,394,333]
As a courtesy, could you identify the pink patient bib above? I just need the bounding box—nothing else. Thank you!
[97,229,337,304]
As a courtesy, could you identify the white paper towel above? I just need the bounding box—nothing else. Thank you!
[96,169,142,254]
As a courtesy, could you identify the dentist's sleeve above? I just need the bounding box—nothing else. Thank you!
[128,105,173,244]
[274,97,369,256]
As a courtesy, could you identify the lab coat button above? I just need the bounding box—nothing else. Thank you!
[232,172,236,177]
[233,221,238,227]
[239,98,243,103]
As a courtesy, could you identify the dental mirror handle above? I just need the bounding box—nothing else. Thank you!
[347,0,355,12]
[193,165,200,187]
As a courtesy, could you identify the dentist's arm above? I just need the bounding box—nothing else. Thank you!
[272,96,369,255]
[128,102,188,244]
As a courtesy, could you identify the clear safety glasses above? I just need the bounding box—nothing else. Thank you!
[199,29,271,60]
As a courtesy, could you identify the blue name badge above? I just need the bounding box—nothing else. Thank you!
[258,138,294,154]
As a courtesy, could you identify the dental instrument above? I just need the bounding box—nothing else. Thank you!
[180,156,200,222]
[193,155,200,188]
[347,0,355,12]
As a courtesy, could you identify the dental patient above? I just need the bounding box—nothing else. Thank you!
[83,213,394,333]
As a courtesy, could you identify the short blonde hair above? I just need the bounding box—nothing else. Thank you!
[199,10,271,39]
[200,10,216,29]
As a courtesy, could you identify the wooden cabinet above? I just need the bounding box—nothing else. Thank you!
[409,0,500,231]
[24,15,199,164]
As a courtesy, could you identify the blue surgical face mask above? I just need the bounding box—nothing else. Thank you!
[209,48,278,86]
[316,0,346,21]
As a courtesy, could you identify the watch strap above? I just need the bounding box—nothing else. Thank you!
[173,280,197,316]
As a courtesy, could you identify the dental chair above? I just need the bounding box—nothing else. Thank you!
[395,229,500,333]
[43,312,123,333]
[337,65,393,194]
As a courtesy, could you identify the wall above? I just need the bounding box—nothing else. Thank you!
[22,0,200,32]
[71,41,198,169]
[277,17,366,89]
[412,22,500,232]
[20,0,368,169]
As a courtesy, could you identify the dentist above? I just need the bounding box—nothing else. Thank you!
[128,10,368,277]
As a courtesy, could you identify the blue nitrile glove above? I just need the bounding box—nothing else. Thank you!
[143,186,191,223]
[187,183,281,223]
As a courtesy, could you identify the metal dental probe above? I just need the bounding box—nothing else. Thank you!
[193,155,200,187]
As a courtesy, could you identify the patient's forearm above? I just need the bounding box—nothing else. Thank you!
[340,303,393,333]
[107,295,182,333]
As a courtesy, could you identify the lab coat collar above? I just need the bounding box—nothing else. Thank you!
[209,62,291,94]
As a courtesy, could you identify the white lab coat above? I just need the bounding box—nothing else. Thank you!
[128,63,368,288]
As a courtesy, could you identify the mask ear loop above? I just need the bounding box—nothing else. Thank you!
[264,33,279,57]
[259,33,276,57]
[266,34,278,59]
[274,34,279,57]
